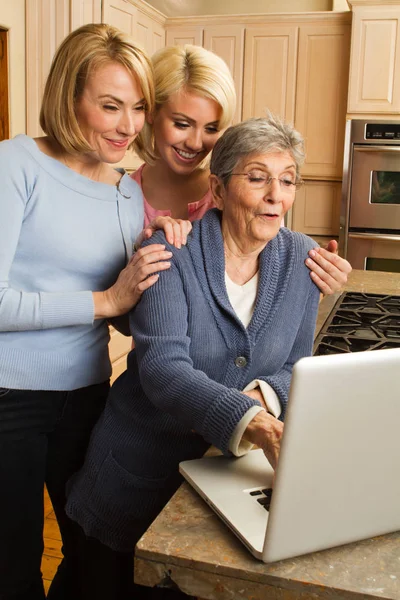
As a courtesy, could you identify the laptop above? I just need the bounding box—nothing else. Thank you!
[179,347,400,563]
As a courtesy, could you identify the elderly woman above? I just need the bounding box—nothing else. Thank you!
[62,114,321,600]
[0,23,189,600]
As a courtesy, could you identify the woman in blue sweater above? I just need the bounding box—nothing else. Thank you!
[0,24,189,600]
[62,114,322,599]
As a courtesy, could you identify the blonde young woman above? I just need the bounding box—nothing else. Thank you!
[135,44,351,294]
[0,24,189,600]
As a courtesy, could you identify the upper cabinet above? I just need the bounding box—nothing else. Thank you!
[295,23,350,178]
[135,10,165,55]
[242,25,298,124]
[243,19,350,179]
[103,0,137,36]
[347,1,400,114]
[165,26,204,46]
[203,25,245,124]
[103,0,165,56]
[71,0,101,30]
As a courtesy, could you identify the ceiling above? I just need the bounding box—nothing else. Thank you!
[144,0,335,17]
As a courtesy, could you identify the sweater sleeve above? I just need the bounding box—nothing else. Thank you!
[130,261,261,456]
[256,283,320,419]
[0,140,94,332]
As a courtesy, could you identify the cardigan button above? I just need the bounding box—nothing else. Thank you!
[235,356,247,368]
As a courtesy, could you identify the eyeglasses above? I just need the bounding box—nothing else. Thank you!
[230,173,303,192]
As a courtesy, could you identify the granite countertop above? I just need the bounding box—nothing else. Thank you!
[135,270,400,600]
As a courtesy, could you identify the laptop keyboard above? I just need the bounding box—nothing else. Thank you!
[249,488,273,511]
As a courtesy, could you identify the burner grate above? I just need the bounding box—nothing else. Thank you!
[313,292,400,355]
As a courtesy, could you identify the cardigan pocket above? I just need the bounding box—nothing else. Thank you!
[91,450,173,524]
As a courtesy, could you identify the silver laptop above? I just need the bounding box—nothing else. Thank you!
[180,347,400,563]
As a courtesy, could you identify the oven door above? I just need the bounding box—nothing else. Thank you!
[349,146,400,230]
[347,232,400,272]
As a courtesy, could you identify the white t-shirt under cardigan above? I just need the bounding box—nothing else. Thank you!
[0,135,144,390]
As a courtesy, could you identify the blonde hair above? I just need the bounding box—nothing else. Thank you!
[40,23,154,155]
[137,44,236,165]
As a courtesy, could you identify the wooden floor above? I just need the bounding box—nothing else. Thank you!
[43,487,62,594]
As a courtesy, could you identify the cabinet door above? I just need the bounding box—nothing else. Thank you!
[203,25,245,124]
[134,10,165,56]
[295,24,350,178]
[70,0,101,29]
[151,20,165,54]
[26,0,72,137]
[242,25,298,122]
[165,27,203,47]
[348,6,400,113]
[291,180,341,236]
[102,0,137,36]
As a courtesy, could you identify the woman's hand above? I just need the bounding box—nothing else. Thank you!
[135,216,192,250]
[93,244,172,319]
[306,240,352,295]
[242,411,284,471]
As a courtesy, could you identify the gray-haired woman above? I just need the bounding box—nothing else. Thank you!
[60,115,321,599]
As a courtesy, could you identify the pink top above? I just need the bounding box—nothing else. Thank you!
[131,164,216,226]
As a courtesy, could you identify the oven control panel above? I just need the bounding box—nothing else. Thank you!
[366,123,400,140]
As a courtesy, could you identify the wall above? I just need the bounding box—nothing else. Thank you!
[144,0,333,16]
[0,0,26,136]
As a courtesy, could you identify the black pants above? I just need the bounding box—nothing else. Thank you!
[47,517,192,600]
[0,382,109,600]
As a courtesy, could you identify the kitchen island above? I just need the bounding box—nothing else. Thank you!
[135,270,400,600]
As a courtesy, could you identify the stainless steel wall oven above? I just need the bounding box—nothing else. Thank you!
[340,119,400,273]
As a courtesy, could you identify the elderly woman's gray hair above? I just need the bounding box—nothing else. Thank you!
[210,114,305,186]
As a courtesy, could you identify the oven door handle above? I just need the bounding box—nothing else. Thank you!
[354,146,400,153]
[348,232,400,242]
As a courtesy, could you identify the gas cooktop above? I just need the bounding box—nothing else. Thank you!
[313,292,400,355]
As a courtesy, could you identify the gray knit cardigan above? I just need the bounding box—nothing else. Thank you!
[66,209,320,552]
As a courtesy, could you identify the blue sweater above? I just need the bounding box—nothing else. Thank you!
[0,135,144,390]
[66,209,320,552]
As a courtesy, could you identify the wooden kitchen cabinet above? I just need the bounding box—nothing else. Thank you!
[135,9,165,55]
[240,16,350,235]
[102,0,137,36]
[242,19,350,177]
[165,26,204,47]
[291,179,341,236]
[347,1,400,114]
[102,0,165,56]
[203,25,245,124]
[295,23,350,178]
[70,0,102,30]
[242,25,298,123]
[26,0,102,136]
